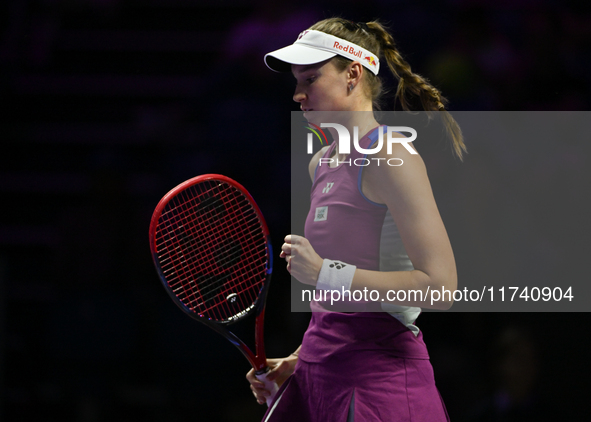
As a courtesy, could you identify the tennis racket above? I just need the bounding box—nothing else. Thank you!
[149,174,279,406]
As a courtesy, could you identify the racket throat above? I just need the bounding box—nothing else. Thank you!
[255,366,271,376]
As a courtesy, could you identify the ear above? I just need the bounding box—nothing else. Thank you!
[347,61,364,86]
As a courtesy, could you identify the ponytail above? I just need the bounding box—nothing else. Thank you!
[367,21,467,160]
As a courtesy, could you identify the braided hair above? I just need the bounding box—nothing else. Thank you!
[309,18,467,160]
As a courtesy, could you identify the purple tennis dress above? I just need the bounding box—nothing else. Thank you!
[262,127,449,422]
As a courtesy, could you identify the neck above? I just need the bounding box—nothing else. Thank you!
[327,112,379,158]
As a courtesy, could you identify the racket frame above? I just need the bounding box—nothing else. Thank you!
[149,174,273,374]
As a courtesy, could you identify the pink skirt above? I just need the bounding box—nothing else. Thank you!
[262,301,449,421]
[262,349,449,422]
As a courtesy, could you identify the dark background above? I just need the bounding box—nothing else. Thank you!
[1,0,590,421]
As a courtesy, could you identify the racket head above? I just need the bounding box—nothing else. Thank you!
[149,174,273,325]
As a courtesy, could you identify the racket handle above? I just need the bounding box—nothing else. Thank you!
[255,371,279,407]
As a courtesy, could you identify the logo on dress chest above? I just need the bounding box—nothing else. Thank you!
[322,182,334,194]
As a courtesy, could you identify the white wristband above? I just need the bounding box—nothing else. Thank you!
[316,259,356,291]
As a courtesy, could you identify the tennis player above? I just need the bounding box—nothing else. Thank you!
[247,18,466,421]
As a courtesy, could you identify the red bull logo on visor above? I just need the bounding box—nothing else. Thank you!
[364,56,377,67]
[287,30,379,75]
[333,41,363,59]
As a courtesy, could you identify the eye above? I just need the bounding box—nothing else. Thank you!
[306,76,317,84]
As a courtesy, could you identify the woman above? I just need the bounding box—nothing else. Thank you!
[247,18,466,421]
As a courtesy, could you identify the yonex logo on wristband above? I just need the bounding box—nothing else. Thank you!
[329,261,346,270]
[316,258,356,292]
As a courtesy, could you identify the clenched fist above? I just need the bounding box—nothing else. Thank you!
[279,234,323,286]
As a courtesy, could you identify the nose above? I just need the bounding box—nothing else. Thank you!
[293,85,306,103]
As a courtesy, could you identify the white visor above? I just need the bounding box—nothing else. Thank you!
[264,29,380,75]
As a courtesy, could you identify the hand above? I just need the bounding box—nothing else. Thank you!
[246,355,297,405]
[279,235,324,286]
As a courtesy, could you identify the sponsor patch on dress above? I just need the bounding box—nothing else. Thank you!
[314,206,328,221]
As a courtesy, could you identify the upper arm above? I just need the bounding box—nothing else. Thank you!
[308,146,330,182]
[364,141,457,290]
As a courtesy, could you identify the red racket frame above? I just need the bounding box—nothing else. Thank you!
[149,174,273,374]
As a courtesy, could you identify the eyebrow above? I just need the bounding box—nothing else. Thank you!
[292,64,322,77]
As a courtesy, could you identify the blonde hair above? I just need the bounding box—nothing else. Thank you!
[309,18,467,160]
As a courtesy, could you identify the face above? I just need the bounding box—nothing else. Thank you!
[292,59,351,121]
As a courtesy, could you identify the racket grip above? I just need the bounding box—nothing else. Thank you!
[255,371,279,407]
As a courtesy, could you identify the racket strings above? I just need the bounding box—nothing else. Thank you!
[159,187,263,316]
[159,184,260,263]
[159,205,262,319]
[189,195,266,319]
[154,180,268,321]
[168,197,262,273]
[160,194,245,272]
[159,190,264,299]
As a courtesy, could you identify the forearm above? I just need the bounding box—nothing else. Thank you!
[349,268,456,310]
[283,235,457,310]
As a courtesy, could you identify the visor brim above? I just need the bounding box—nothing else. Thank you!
[264,44,337,73]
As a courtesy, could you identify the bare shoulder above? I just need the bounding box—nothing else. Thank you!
[362,131,457,299]
[308,145,330,182]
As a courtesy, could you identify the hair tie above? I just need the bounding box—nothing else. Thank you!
[357,22,370,32]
